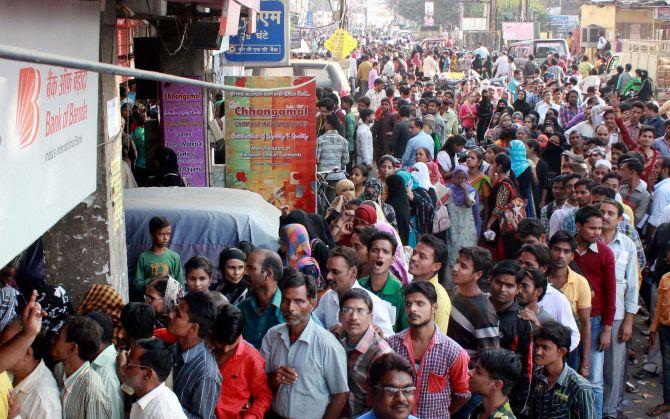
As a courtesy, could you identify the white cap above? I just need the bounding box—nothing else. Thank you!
[595,159,612,170]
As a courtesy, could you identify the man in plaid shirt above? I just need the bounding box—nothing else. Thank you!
[337,288,393,417]
[388,281,471,418]
[559,90,581,128]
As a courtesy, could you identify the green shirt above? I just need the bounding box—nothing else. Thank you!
[359,273,408,332]
[344,111,357,152]
[134,248,184,294]
[132,127,146,169]
[469,399,516,419]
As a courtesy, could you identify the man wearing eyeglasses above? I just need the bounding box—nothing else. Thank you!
[120,338,186,419]
[357,353,419,419]
[337,288,393,417]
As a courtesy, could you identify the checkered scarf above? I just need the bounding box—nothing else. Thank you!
[77,284,126,344]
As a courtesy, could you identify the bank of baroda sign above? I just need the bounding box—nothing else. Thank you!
[0,0,100,268]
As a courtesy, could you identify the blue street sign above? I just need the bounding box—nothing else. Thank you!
[222,0,290,67]
[306,11,314,27]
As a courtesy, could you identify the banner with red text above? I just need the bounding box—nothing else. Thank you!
[224,77,316,212]
[0,0,100,267]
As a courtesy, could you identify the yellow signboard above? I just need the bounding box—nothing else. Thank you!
[324,29,358,61]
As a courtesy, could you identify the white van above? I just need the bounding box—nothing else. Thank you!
[507,39,570,68]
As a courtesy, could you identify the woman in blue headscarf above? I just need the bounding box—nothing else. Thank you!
[509,139,537,218]
[444,165,482,271]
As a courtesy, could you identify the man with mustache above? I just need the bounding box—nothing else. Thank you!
[337,288,393,417]
[357,353,419,419]
[260,269,349,419]
[387,281,470,418]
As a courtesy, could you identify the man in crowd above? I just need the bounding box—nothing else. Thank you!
[402,118,435,167]
[51,315,112,418]
[549,174,581,237]
[121,339,186,419]
[373,98,397,164]
[391,105,412,159]
[168,292,222,418]
[488,260,533,417]
[358,353,419,419]
[238,249,285,349]
[572,206,616,417]
[0,321,61,419]
[350,226,375,279]
[619,156,651,225]
[338,288,393,416]
[261,270,349,418]
[356,109,375,169]
[366,78,387,112]
[388,281,471,418]
[599,199,639,419]
[357,55,372,97]
[530,321,596,418]
[468,349,521,419]
[358,231,408,331]
[317,114,350,203]
[447,247,500,361]
[408,235,452,332]
[316,246,394,337]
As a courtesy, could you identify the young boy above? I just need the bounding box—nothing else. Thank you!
[468,348,521,419]
[530,321,596,418]
[134,216,184,296]
[447,247,500,363]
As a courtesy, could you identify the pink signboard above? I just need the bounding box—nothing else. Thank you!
[161,79,207,187]
[502,22,534,41]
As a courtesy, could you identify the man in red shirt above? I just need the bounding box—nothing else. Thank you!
[572,205,616,419]
[211,304,272,418]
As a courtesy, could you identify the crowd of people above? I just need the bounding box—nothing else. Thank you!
[2,36,670,419]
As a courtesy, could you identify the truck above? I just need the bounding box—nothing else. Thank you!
[619,40,670,100]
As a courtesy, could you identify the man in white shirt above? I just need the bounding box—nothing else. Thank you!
[86,312,124,419]
[492,51,510,81]
[346,54,357,96]
[365,78,387,112]
[649,157,670,236]
[356,109,375,168]
[422,51,439,79]
[1,320,62,419]
[473,42,490,60]
[315,247,395,337]
[121,338,187,419]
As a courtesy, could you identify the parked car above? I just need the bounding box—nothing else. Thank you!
[507,39,570,68]
[248,59,351,97]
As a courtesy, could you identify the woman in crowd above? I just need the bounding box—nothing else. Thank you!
[458,92,478,133]
[145,275,184,328]
[364,178,397,228]
[510,139,538,218]
[217,247,249,305]
[543,132,569,178]
[527,138,552,209]
[437,135,467,182]
[415,147,442,185]
[444,165,481,270]
[476,90,494,144]
[398,170,435,243]
[513,90,532,116]
[422,114,441,153]
[466,148,492,221]
[385,173,411,245]
[485,153,520,260]
[184,256,213,293]
[350,164,369,199]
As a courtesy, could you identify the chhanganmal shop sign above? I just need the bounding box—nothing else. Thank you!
[0,0,100,268]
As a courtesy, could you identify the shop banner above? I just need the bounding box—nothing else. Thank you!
[502,22,535,41]
[161,79,207,187]
[0,0,100,268]
[224,76,316,212]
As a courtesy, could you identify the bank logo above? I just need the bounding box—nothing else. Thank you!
[16,67,41,149]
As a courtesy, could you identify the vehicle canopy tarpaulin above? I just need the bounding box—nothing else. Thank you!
[124,187,280,281]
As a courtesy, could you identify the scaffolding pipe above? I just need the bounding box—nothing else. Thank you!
[0,44,323,93]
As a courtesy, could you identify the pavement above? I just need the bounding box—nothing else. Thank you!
[621,313,665,418]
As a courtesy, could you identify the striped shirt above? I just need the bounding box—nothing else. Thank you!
[54,361,112,419]
[447,292,500,363]
[530,363,596,419]
[317,130,349,179]
[173,341,222,419]
[340,325,393,416]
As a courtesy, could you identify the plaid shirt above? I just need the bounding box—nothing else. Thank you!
[388,327,470,418]
[340,325,393,416]
[559,103,580,128]
[316,130,349,179]
[530,364,596,419]
[562,212,646,267]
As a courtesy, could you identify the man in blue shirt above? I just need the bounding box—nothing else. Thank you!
[357,353,419,419]
[402,118,435,168]
[168,291,222,418]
